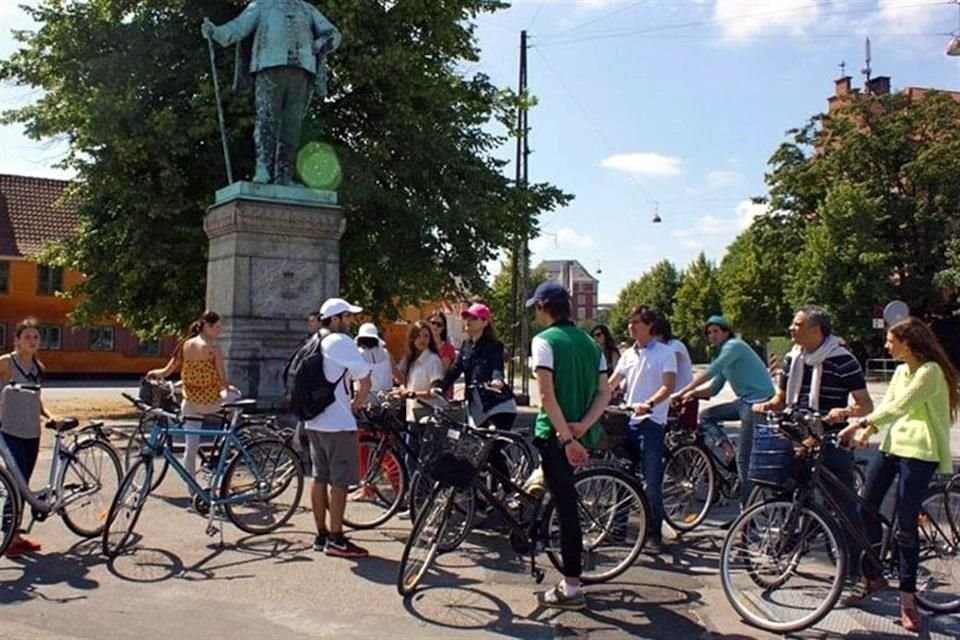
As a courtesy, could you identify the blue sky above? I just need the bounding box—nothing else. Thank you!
[2,1,959,302]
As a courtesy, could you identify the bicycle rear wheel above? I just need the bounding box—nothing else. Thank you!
[0,467,19,556]
[344,435,407,530]
[221,441,304,535]
[915,491,960,613]
[397,485,454,596]
[720,499,845,633]
[60,439,122,537]
[125,415,170,491]
[102,457,153,557]
[662,444,715,532]
[543,467,649,584]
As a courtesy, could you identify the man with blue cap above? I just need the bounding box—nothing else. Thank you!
[673,315,774,507]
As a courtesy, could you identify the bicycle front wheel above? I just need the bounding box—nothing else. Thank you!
[0,467,20,556]
[60,439,122,537]
[915,491,960,613]
[543,467,649,584]
[102,457,153,557]
[344,435,407,530]
[125,416,170,491]
[397,485,455,596]
[221,441,304,535]
[409,470,475,553]
[720,499,845,633]
[662,444,715,532]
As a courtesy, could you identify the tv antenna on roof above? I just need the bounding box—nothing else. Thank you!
[861,37,872,85]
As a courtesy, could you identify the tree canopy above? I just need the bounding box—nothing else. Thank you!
[607,259,679,342]
[1,0,571,335]
[671,252,722,361]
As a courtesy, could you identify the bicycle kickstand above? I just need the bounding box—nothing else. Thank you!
[530,551,545,584]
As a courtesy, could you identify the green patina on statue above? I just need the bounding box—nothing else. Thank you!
[203,0,341,186]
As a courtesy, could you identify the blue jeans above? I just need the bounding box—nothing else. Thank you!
[860,453,938,593]
[700,398,761,507]
[625,418,665,539]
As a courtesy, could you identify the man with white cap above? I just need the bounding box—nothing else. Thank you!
[306,297,372,557]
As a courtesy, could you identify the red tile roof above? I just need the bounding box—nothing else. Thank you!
[0,173,78,258]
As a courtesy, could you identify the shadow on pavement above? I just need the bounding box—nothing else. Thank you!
[0,538,102,605]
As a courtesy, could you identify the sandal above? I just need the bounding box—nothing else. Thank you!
[842,577,889,607]
[900,596,921,633]
[537,583,586,611]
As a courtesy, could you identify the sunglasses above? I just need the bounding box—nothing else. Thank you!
[429,320,444,327]
[591,332,604,338]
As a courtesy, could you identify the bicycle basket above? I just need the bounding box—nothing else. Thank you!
[428,451,478,489]
[599,410,629,451]
[749,425,796,490]
[139,378,178,412]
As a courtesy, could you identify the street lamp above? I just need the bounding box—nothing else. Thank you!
[651,201,662,223]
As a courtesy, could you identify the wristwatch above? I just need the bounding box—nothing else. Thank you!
[559,435,575,447]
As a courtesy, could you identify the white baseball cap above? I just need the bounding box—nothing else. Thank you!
[320,297,362,320]
[356,322,380,339]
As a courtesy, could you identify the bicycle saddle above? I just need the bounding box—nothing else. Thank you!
[44,417,80,432]
[221,399,257,410]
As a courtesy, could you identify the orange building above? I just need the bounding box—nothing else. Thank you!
[0,174,175,375]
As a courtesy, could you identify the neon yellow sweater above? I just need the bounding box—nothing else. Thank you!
[866,362,955,475]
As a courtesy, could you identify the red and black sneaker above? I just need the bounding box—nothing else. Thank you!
[324,536,369,558]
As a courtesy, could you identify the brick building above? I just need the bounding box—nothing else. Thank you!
[537,259,599,322]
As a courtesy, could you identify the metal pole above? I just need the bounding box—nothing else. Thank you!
[206,35,234,184]
[518,30,530,402]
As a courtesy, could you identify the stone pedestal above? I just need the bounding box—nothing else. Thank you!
[204,181,344,407]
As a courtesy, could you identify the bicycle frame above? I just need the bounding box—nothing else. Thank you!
[0,428,106,515]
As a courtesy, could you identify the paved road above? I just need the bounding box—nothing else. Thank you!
[2,381,959,639]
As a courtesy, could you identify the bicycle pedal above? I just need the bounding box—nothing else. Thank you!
[205,524,220,537]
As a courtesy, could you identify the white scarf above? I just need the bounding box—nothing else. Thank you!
[785,335,850,411]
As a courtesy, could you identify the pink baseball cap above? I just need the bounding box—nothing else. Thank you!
[461,303,491,321]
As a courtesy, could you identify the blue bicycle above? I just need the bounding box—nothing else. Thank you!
[102,396,304,557]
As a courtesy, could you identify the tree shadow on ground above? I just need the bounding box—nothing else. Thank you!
[0,538,102,605]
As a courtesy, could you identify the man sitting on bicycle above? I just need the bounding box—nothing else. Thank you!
[753,306,873,581]
[608,306,676,554]
[528,281,611,610]
[673,315,774,507]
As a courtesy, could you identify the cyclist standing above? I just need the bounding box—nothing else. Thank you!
[528,281,611,610]
[608,306,676,554]
[0,318,55,558]
[673,315,774,506]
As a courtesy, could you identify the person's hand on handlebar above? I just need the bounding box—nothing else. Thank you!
[838,419,872,449]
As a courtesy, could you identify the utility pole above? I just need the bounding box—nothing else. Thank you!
[507,30,530,403]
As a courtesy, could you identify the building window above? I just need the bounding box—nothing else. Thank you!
[39,325,62,350]
[0,261,9,294]
[137,339,161,356]
[36,265,63,296]
[90,326,115,351]
[577,294,586,304]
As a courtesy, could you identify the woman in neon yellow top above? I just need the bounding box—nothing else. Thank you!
[839,317,959,633]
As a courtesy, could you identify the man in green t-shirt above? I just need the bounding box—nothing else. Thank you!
[527,280,611,610]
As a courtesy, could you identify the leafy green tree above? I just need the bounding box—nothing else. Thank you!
[718,217,794,343]
[786,183,892,340]
[672,252,722,362]
[486,258,546,353]
[759,90,960,339]
[1,0,571,335]
[608,259,679,341]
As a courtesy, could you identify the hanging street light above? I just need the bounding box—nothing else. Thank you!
[651,201,662,223]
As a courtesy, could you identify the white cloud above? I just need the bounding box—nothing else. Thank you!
[856,0,948,34]
[673,214,731,238]
[601,152,682,177]
[681,239,703,250]
[575,0,617,10]
[713,0,822,44]
[735,199,769,230]
[707,169,741,189]
[530,226,595,253]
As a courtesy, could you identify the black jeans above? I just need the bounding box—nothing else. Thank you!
[821,442,863,580]
[482,412,516,491]
[534,437,581,578]
[1,433,40,483]
[860,452,938,593]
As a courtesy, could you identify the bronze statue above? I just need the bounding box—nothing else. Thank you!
[203,1,341,186]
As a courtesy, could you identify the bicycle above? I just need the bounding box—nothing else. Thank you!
[0,383,122,555]
[396,392,650,596]
[102,396,304,557]
[719,409,959,633]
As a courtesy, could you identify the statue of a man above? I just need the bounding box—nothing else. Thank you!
[202,1,341,186]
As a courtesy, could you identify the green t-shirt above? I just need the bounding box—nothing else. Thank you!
[531,321,606,447]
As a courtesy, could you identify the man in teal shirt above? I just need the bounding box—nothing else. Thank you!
[674,315,774,506]
[528,280,611,610]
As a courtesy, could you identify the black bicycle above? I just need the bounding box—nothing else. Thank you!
[397,392,650,596]
[720,409,959,633]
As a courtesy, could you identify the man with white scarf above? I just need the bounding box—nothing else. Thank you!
[754,305,873,585]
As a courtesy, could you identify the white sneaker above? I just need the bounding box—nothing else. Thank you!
[661,521,679,541]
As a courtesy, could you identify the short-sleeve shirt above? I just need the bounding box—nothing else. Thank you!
[779,352,866,419]
[305,332,373,432]
[403,351,444,422]
[666,339,694,390]
[614,340,677,425]
[531,321,608,442]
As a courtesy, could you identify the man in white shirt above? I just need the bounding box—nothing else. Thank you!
[305,298,372,558]
[608,306,677,553]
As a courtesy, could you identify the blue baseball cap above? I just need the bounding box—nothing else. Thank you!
[525,280,570,308]
[704,314,732,332]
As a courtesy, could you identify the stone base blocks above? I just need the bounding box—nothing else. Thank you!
[204,182,343,407]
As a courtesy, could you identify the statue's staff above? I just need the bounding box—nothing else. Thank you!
[204,19,233,184]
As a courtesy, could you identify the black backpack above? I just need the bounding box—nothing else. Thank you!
[288,333,345,420]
